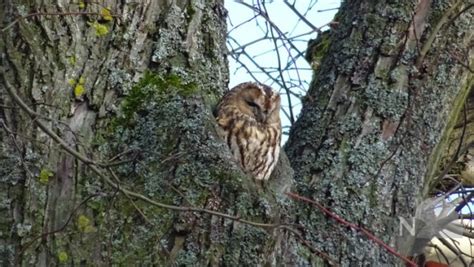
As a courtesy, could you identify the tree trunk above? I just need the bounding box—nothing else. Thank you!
[1,1,293,265]
[285,0,473,265]
[1,0,473,266]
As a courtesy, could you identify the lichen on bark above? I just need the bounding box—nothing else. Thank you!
[1,0,294,265]
[285,0,473,265]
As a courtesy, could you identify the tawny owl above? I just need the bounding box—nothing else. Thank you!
[215,82,281,181]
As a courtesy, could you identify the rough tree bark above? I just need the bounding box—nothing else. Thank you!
[0,0,473,266]
[285,0,473,266]
[1,0,294,265]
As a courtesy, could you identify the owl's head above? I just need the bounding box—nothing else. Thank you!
[230,82,280,124]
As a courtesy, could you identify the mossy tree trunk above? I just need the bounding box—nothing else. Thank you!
[285,0,473,265]
[1,1,294,266]
[1,0,473,266]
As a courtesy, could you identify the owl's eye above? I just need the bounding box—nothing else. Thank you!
[246,100,260,109]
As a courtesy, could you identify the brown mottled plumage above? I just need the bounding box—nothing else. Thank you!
[215,82,281,181]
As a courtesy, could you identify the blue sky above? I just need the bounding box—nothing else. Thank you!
[224,2,474,263]
[225,1,341,140]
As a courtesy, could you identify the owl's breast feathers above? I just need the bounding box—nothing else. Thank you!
[216,82,281,181]
[217,107,280,180]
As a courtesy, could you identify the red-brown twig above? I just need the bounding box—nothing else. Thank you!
[286,192,417,267]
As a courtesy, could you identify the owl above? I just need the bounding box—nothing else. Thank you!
[215,82,281,181]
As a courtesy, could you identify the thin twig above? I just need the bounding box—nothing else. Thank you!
[1,67,280,230]
[262,2,295,124]
[280,225,339,266]
[437,237,468,267]
[286,192,418,267]
[283,0,321,34]
[108,168,153,225]
[416,0,464,67]
[17,194,99,260]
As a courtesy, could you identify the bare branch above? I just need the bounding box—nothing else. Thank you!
[1,66,282,230]
[286,192,418,267]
